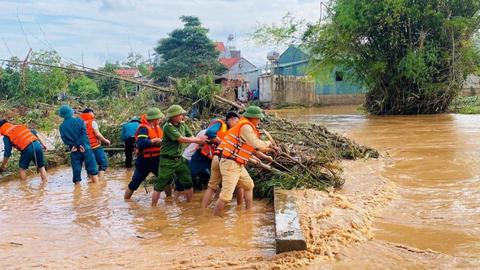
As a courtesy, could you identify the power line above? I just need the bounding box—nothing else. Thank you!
[2,37,13,57]
[16,8,32,49]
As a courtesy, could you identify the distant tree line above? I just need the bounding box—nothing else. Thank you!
[0,16,227,105]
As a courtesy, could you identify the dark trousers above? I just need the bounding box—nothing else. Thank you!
[124,137,136,168]
[128,156,160,191]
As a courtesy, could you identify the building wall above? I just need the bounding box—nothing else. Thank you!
[316,94,365,105]
[259,75,273,103]
[461,74,480,96]
[228,58,256,75]
[259,75,364,106]
[276,45,364,96]
[272,75,316,106]
[241,69,262,90]
[259,75,314,105]
[315,72,364,95]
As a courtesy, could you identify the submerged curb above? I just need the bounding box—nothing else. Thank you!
[274,189,307,254]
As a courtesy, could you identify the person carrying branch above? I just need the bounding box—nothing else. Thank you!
[212,106,275,216]
[79,109,111,181]
[0,119,48,181]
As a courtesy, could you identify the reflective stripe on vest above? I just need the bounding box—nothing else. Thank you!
[79,112,101,149]
[216,117,258,165]
[135,115,163,158]
[0,123,37,151]
[200,119,227,159]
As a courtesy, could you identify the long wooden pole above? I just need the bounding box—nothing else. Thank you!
[1,59,249,109]
[0,59,173,93]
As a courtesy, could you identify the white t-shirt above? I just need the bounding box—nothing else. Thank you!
[182,129,207,161]
[91,121,99,130]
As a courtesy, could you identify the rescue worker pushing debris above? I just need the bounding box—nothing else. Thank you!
[0,119,48,181]
[151,105,208,206]
[212,106,275,216]
[124,108,164,200]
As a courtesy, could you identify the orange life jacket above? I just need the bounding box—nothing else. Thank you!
[79,112,101,149]
[134,114,163,158]
[0,122,37,151]
[200,119,228,159]
[216,117,259,165]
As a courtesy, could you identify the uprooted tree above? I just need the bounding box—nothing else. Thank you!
[254,1,480,115]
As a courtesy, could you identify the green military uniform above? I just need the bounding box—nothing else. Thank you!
[154,120,193,192]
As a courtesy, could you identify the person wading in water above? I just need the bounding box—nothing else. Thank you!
[0,119,49,181]
[58,105,99,185]
[151,105,208,206]
[124,108,165,200]
[79,109,111,181]
[212,106,274,216]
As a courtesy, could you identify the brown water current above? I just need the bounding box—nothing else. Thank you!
[276,106,480,269]
[2,106,480,269]
[0,167,274,269]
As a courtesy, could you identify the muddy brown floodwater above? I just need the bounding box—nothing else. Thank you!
[2,105,480,269]
[0,168,275,269]
[275,106,480,269]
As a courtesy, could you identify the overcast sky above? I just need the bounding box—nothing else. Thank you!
[0,0,323,68]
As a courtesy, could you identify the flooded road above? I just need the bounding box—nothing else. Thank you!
[2,105,480,269]
[276,106,480,268]
[0,167,274,269]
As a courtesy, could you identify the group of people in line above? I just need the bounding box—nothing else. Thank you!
[0,104,277,215]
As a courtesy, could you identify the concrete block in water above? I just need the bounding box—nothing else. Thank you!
[274,189,307,254]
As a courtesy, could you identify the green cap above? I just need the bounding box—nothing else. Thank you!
[166,105,187,119]
[243,105,264,119]
[146,108,164,120]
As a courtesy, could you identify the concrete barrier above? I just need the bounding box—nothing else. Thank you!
[274,189,307,254]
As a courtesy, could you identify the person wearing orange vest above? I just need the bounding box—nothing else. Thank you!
[124,108,164,200]
[79,109,111,181]
[0,119,48,181]
[58,105,99,185]
[213,106,274,216]
[189,111,240,191]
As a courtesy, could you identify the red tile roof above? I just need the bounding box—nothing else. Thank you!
[215,42,226,52]
[115,68,140,77]
[220,57,240,69]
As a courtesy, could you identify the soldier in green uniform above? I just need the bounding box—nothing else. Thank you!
[151,105,208,206]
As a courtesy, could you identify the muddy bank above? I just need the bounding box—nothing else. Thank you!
[242,159,394,269]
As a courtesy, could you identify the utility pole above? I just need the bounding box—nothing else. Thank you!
[320,1,323,22]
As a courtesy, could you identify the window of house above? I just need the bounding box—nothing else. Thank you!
[335,71,344,81]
